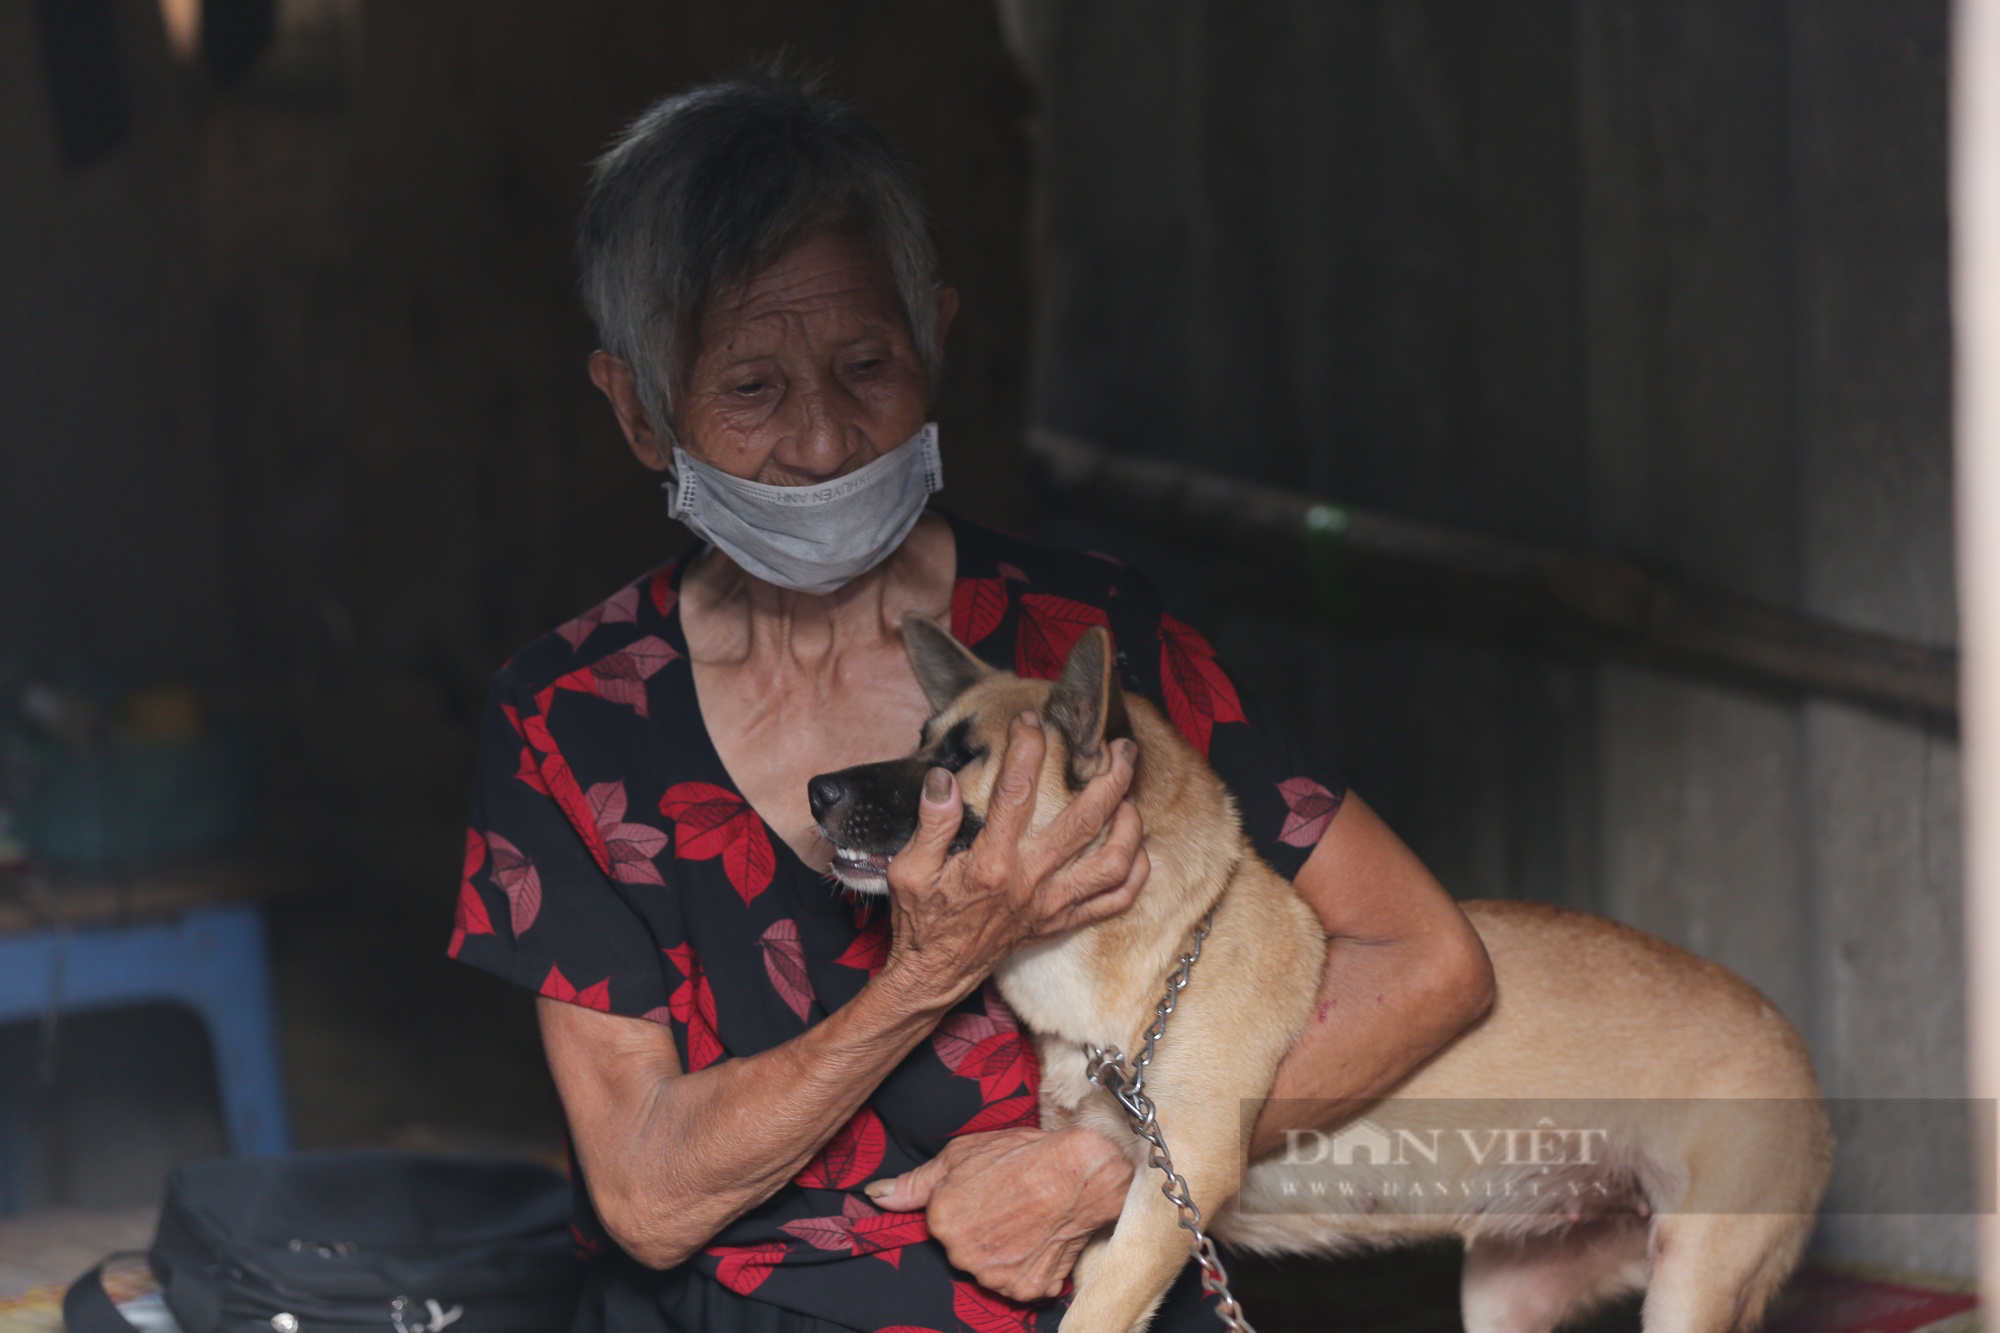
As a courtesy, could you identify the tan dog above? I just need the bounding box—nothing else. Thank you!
[810,619,1833,1333]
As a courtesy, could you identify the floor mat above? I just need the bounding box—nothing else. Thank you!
[1761,1263,1978,1333]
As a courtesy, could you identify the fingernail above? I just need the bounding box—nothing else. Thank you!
[863,1179,893,1200]
[1116,739,1137,763]
[924,767,953,803]
[1018,710,1042,730]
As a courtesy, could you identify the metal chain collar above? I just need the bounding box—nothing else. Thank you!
[1083,907,1255,1333]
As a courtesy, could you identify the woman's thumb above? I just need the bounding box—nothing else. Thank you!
[891,767,961,882]
[863,1156,945,1211]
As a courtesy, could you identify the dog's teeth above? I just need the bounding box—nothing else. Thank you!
[834,847,891,873]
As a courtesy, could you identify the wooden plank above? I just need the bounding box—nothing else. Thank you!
[1027,427,1958,718]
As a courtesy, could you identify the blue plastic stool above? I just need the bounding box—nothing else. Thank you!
[0,902,290,1211]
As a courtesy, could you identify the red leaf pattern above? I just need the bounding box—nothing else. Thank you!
[657,783,743,855]
[835,914,891,975]
[1277,776,1344,848]
[1158,614,1246,757]
[779,1214,855,1252]
[709,1242,787,1295]
[723,830,777,904]
[950,1092,1041,1137]
[779,1196,930,1269]
[931,987,1018,1072]
[794,1107,887,1189]
[522,693,558,751]
[503,696,537,789]
[462,827,486,885]
[448,882,490,959]
[665,941,724,1069]
[847,1204,931,1267]
[487,831,542,935]
[933,986,1038,1129]
[540,964,610,1012]
[554,635,680,719]
[659,781,775,903]
[959,1031,1032,1102]
[760,918,815,1021]
[523,689,612,872]
[512,744,549,794]
[449,830,492,957]
[587,780,670,886]
[555,585,640,650]
[951,577,1007,645]
[543,757,607,867]
[953,1280,1040,1333]
[1014,593,1109,679]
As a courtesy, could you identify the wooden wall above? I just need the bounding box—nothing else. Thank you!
[1020,0,1963,1273]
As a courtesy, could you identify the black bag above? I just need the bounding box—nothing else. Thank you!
[63,1152,583,1333]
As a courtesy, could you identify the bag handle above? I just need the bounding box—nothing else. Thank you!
[61,1254,150,1333]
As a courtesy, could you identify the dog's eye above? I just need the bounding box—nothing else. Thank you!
[929,718,985,772]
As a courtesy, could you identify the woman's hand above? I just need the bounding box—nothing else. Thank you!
[877,712,1149,1008]
[866,1127,1135,1300]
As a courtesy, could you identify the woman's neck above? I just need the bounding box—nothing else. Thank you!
[680,512,954,670]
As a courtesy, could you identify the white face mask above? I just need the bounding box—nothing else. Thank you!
[664,423,944,596]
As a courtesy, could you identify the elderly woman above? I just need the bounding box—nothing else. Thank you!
[450,74,1492,1333]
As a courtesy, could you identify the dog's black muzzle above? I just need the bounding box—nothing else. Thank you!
[809,758,984,861]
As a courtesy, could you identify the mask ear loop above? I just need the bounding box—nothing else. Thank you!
[659,441,704,522]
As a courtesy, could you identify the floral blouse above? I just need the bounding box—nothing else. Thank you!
[449,510,1346,1333]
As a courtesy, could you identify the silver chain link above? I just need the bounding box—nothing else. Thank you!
[1083,908,1255,1333]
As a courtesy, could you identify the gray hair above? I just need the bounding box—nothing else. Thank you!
[578,72,943,442]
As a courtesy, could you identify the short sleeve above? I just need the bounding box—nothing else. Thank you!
[448,666,675,1020]
[1105,570,1347,880]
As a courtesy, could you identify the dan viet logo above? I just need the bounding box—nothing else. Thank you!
[1283,1116,1611,1169]
[1256,1110,1622,1214]
[1244,1097,1996,1217]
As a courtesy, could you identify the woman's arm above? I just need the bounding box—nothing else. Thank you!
[541,715,1152,1269]
[870,792,1493,1298]
[542,965,955,1267]
[1248,791,1494,1154]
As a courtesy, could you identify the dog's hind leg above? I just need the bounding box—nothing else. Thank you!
[1460,1224,1648,1333]
[1637,1212,1811,1333]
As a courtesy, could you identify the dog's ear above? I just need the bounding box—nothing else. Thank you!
[1046,626,1131,788]
[902,613,995,709]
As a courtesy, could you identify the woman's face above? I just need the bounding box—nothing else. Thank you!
[592,231,954,486]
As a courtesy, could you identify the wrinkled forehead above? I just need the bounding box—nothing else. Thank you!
[695,232,907,357]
